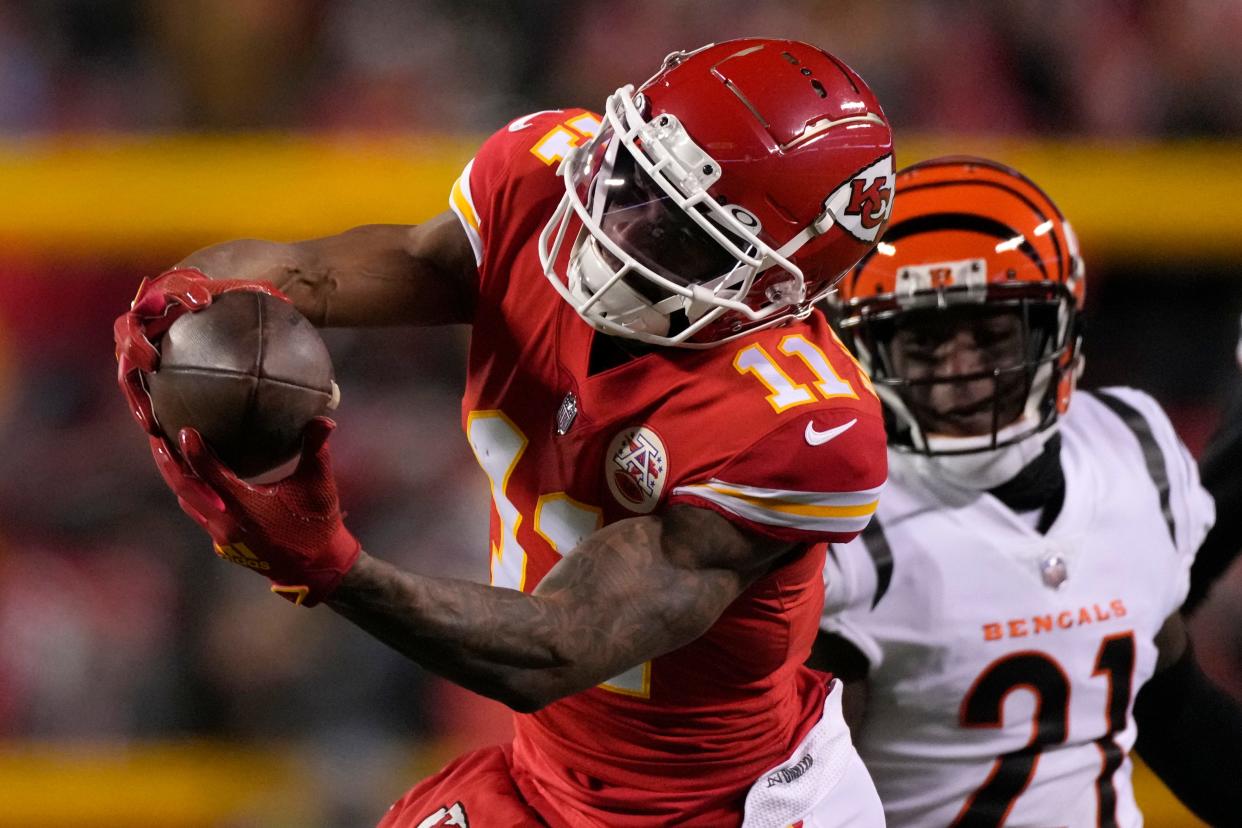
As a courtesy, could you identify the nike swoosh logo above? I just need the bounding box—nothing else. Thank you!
[508,109,562,132]
[805,418,858,446]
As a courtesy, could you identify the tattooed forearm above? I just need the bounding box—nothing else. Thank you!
[328,506,793,711]
[178,217,474,328]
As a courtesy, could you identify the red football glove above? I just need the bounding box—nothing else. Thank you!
[113,267,288,435]
[152,417,361,606]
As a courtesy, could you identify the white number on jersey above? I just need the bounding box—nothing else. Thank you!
[467,409,651,698]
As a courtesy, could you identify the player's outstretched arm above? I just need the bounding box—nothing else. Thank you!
[177,211,477,327]
[1133,612,1242,824]
[154,413,795,712]
[113,213,474,434]
[328,505,796,712]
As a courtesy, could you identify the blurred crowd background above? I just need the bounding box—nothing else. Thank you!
[1,1,1240,825]
[3,0,1242,136]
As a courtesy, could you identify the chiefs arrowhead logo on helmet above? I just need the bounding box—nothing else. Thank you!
[845,177,892,230]
[825,155,895,243]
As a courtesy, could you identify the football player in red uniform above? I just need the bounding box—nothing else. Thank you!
[115,40,895,827]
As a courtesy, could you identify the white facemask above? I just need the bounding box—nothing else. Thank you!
[568,236,671,337]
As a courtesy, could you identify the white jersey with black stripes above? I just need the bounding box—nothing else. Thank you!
[821,386,1214,828]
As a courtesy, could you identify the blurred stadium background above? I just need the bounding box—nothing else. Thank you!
[0,0,1239,825]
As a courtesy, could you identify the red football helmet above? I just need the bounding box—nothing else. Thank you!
[539,38,894,347]
[829,156,1086,456]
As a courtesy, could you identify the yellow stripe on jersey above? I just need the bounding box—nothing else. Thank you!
[450,175,478,230]
[705,483,879,518]
[672,479,883,534]
[448,159,483,265]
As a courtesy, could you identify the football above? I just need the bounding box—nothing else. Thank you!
[146,291,337,478]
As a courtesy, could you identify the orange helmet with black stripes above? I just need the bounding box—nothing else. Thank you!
[828,156,1085,455]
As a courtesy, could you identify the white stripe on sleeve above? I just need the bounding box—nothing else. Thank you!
[671,479,883,535]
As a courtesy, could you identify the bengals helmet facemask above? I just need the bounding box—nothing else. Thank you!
[828,157,1085,480]
[539,38,895,347]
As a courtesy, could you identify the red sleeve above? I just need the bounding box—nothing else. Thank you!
[668,407,888,544]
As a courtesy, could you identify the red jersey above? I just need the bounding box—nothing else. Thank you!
[448,109,888,827]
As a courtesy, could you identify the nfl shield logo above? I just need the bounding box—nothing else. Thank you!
[605,426,668,514]
[556,392,578,436]
[1040,554,1068,589]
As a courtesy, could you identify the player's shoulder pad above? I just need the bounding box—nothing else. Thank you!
[1081,385,1183,468]
[1082,385,1215,557]
[449,108,603,267]
[669,406,888,544]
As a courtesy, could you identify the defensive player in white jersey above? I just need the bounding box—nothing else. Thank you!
[814,157,1242,827]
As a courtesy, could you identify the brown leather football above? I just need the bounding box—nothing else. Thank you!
[146,291,336,478]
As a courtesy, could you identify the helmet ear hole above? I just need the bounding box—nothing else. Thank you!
[726,205,761,231]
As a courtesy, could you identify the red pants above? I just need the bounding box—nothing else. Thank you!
[376,740,743,827]
[377,682,880,827]
[377,744,550,828]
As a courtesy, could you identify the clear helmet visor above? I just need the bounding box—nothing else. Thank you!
[568,122,745,291]
[567,120,757,305]
[537,85,813,348]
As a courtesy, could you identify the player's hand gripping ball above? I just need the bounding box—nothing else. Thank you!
[115,268,284,429]
[115,268,338,476]
[154,415,362,606]
[145,289,338,478]
[114,268,358,605]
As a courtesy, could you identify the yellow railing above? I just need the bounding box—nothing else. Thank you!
[0,742,313,827]
[0,135,473,257]
[1,134,1239,259]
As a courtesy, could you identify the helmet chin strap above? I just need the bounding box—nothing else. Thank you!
[911,419,1061,491]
